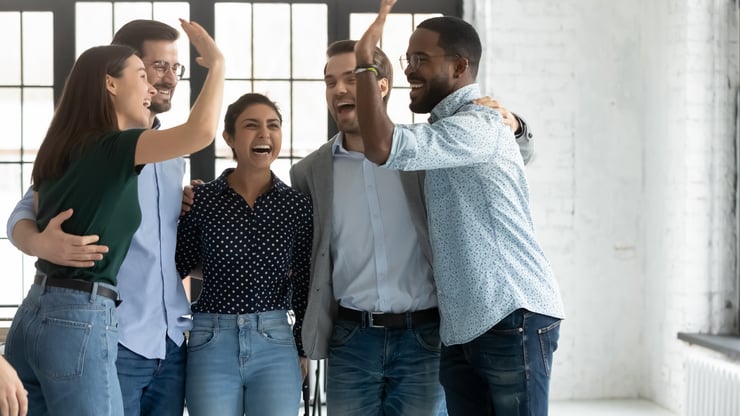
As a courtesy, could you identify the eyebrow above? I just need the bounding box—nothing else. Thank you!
[240,117,281,123]
[324,69,355,81]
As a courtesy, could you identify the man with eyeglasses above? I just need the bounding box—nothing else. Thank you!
[289,38,532,415]
[355,2,565,415]
[6,20,191,416]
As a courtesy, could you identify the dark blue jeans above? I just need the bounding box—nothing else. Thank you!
[327,320,447,416]
[439,309,561,416]
[116,337,186,416]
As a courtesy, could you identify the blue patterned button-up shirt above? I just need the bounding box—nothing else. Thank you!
[384,84,565,345]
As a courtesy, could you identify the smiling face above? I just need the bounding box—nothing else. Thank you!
[404,28,460,114]
[107,55,156,129]
[324,52,361,136]
[140,39,179,114]
[223,103,282,171]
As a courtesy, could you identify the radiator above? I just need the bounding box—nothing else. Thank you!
[686,354,740,416]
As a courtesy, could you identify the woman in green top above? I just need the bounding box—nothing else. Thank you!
[4,19,224,416]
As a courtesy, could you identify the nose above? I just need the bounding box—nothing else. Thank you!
[147,81,156,96]
[404,64,413,77]
[162,68,178,85]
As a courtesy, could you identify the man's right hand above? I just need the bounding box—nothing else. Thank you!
[25,209,108,267]
[181,179,204,216]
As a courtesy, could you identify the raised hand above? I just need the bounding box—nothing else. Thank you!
[355,0,397,65]
[179,19,224,69]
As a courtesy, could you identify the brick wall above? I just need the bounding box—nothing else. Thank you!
[465,0,739,412]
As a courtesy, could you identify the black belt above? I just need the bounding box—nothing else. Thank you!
[337,305,439,329]
[35,275,121,306]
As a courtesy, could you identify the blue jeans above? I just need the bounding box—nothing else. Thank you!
[439,309,561,416]
[185,311,302,416]
[5,281,122,416]
[117,336,186,416]
[326,320,446,416]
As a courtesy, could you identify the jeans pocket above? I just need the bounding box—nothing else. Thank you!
[414,323,441,352]
[187,327,218,352]
[537,319,561,377]
[37,316,92,379]
[329,320,358,348]
[259,318,295,346]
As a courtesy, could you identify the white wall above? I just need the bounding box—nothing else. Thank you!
[465,0,739,412]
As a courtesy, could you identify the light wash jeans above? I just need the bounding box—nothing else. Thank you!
[326,320,447,416]
[117,336,186,416]
[185,310,302,416]
[439,309,561,416]
[5,280,122,416]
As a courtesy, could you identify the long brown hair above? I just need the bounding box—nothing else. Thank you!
[31,44,135,188]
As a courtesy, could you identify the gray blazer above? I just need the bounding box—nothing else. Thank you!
[289,134,432,359]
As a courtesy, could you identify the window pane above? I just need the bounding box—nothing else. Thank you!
[215,3,252,79]
[292,81,326,157]
[350,13,374,40]
[0,12,21,85]
[0,164,23,240]
[22,88,54,163]
[114,2,153,29]
[254,3,289,79]
[0,88,21,162]
[381,14,412,88]
[291,4,326,80]
[76,2,113,57]
[215,158,234,178]
[272,158,292,185]
[22,12,53,86]
[389,87,414,125]
[253,81,291,156]
[0,240,24,306]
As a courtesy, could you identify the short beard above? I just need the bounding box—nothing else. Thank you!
[409,76,451,114]
[149,100,171,114]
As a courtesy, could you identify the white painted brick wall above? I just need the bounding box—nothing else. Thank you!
[465,0,739,412]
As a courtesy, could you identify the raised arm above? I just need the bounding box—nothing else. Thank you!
[354,0,397,165]
[7,187,107,267]
[135,19,225,165]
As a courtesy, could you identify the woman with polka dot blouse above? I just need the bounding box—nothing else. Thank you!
[176,93,313,416]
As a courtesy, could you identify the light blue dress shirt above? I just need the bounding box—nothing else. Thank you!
[384,84,565,345]
[331,134,437,313]
[7,124,192,359]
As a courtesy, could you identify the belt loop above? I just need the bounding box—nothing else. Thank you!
[35,271,48,293]
[405,312,412,329]
[89,281,99,304]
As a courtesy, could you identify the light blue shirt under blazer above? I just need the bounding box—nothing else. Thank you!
[384,84,565,345]
[7,122,192,359]
[330,134,437,313]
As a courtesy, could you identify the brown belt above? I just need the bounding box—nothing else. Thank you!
[337,305,439,329]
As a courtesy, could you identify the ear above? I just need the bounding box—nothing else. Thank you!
[105,74,117,96]
[378,77,390,100]
[453,57,469,79]
[222,130,234,148]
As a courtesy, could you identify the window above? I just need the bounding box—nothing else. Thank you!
[0,0,461,322]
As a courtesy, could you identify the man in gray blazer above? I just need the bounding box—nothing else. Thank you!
[290,40,533,416]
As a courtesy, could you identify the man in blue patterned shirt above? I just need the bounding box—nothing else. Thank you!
[354,1,566,415]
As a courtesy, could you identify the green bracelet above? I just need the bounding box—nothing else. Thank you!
[354,65,380,77]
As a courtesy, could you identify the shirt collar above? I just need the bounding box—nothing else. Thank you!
[213,168,289,195]
[429,83,481,123]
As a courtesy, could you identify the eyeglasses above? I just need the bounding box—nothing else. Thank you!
[399,54,460,71]
[147,60,186,80]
